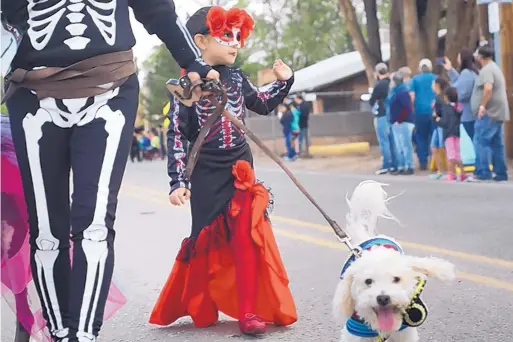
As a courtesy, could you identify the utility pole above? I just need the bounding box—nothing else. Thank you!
[500,3,513,159]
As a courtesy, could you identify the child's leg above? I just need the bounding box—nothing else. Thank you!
[447,159,456,175]
[230,190,265,335]
[429,128,445,176]
[431,148,443,172]
[445,137,457,180]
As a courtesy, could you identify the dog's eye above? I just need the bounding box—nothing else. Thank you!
[365,278,373,286]
[393,276,401,283]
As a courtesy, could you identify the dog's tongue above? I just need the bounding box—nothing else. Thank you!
[376,307,395,331]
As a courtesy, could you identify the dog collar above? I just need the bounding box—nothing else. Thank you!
[339,236,403,279]
[340,237,429,339]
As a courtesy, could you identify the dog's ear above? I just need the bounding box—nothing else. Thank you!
[332,273,355,322]
[407,256,456,282]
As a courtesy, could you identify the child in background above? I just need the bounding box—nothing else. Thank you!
[433,87,468,181]
[278,103,296,161]
[289,102,301,155]
[429,77,450,179]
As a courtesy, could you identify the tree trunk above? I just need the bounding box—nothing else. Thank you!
[339,0,379,86]
[402,0,423,72]
[445,0,477,63]
[418,0,442,61]
[468,5,480,49]
[389,0,407,70]
[363,0,382,62]
[478,4,492,42]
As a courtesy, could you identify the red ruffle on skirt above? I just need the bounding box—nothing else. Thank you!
[149,160,297,328]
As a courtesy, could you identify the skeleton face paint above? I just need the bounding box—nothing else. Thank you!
[204,7,254,49]
[214,28,241,48]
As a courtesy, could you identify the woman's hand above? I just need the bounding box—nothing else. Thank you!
[443,57,453,71]
[169,187,191,206]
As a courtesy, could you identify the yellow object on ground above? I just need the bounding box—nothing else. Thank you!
[429,149,490,173]
[309,142,370,156]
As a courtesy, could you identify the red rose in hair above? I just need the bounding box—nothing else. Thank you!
[239,11,254,47]
[206,6,227,38]
[226,8,244,28]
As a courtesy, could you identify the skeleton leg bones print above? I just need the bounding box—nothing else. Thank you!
[6,75,139,342]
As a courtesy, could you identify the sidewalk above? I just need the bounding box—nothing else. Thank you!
[254,146,513,179]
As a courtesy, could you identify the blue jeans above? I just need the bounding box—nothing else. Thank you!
[298,127,310,155]
[392,122,415,170]
[284,131,296,159]
[473,116,508,180]
[414,114,433,167]
[374,116,397,170]
[462,121,475,141]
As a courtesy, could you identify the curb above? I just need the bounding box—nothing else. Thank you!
[309,142,370,156]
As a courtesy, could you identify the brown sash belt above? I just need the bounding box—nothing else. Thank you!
[2,50,136,103]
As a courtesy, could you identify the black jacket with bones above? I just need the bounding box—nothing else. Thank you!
[1,0,211,76]
[166,65,294,193]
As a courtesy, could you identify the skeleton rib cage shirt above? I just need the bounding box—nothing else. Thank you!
[1,0,209,75]
[167,65,294,193]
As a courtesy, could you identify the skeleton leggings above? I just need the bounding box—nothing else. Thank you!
[6,75,139,341]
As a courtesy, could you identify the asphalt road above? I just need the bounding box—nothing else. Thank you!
[2,159,513,342]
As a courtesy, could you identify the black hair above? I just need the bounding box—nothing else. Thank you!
[478,45,494,60]
[186,7,212,36]
[295,95,304,101]
[459,48,479,74]
[434,76,450,93]
[445,87,458,103]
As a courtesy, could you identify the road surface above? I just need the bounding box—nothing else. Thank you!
[2,160,513,342]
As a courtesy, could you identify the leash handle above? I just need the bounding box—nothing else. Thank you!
[210,95,352,244]
[168,80,356,253]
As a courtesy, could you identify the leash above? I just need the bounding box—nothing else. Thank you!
[166,76,360,256]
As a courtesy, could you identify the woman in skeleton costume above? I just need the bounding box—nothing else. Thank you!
[1,1,217,341]
[149,6,297,336]
[1,115,126,342]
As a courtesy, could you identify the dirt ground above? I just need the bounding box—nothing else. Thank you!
[252,144,513,178]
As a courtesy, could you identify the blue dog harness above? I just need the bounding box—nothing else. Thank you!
[339,236,427,341]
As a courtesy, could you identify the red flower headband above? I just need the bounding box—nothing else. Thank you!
[206,6,254,47]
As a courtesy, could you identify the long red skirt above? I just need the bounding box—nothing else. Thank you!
[149,160,297,328]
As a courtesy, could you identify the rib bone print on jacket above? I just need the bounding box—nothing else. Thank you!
[166,66,293,192]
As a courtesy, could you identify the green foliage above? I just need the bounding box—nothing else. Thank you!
[140,44,181,117]
[237,0,353,72]
[377,0,392,24]
[141,0,359,104]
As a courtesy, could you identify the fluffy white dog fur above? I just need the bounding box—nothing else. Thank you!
[332,181,456,342]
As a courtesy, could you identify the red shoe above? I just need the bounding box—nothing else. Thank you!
[239,314,267,336]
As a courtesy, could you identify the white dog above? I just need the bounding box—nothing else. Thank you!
[332,181,455,342]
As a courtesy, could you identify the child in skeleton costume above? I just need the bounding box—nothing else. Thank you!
[1,1,217,341]
[149,6,297,336]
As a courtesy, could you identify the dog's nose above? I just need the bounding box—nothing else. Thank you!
[376,295,391,307]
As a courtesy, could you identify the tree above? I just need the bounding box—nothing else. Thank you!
[339,0,482,86]
[245,0,354,71]
[141,44,181,117]
[338,0,384,86]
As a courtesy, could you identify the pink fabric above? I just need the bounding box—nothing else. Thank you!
[444,136,461,161]
[1,116,127,341]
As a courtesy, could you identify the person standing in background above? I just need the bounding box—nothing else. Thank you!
[443,48,478,140]
[294,95,311,157]
[409,59,437,170]
[398,66,413,89]
[389,72,415,175]
[369,63,396,175]
[470,45,509,182]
